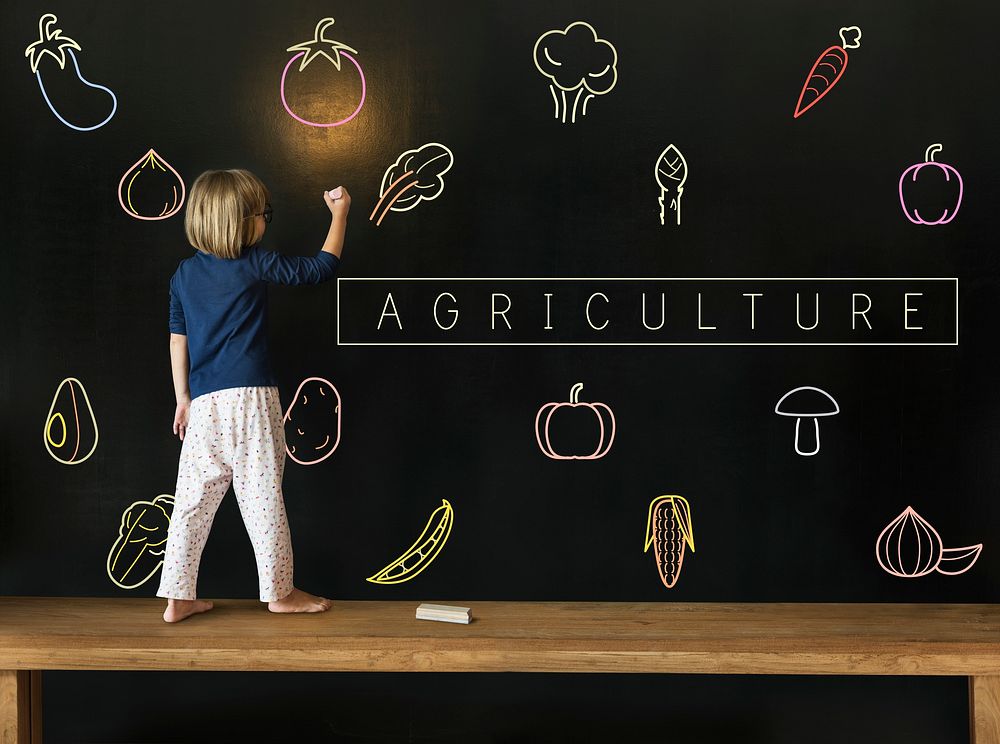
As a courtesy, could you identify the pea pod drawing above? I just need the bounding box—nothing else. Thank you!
[24,13,118,132]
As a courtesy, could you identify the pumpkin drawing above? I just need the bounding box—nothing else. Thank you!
[535,382,615,460]
[898,144,963,225]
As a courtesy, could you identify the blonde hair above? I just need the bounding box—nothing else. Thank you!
[184,169,270,259]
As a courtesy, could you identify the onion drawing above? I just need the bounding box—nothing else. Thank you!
[280,17,366,128]
[369,143,454,226]
[875,506,982,578]
[533,21,618,124]
[117,148,186,221]
[24,13,118,132]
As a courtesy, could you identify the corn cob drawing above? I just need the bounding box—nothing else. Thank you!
[643,495,695,589]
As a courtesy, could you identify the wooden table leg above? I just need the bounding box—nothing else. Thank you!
[971,676,1000,744]
[0,670,41,744]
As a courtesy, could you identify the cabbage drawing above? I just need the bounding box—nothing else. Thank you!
[533,21,618,124]
[369,142,454,226]
[107,494,175,589]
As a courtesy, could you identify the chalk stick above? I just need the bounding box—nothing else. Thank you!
[327,187,343,200]
[416,602,471,624]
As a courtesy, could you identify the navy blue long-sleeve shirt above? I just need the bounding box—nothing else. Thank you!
[168,244,340,400]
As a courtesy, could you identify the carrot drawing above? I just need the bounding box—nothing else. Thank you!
[793,26,861,119]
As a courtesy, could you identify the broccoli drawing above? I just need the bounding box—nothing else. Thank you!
[533,21,618,124]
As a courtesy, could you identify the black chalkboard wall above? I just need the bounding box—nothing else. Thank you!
[2,0,997,741]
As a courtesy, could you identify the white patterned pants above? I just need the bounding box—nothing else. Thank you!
[156,386,294,602]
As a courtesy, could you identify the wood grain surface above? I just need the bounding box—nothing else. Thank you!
[1,598,1000,675]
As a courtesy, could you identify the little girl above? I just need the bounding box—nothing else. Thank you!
[156,169,351,623]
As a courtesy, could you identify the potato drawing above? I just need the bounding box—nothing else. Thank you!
[107,494,174,589]
[43,377,99,464]
[284,377,341,465]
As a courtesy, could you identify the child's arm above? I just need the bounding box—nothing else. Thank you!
[254,186,352,285]
[169,333,191,440]
[320,186,351,259]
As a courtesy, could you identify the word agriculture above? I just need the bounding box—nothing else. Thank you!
[336,278,958,346]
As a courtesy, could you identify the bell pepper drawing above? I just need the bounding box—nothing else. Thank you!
[898,144,964,225]
[280,17,366,127]
[24,13,118,132]
[792,26,861,119]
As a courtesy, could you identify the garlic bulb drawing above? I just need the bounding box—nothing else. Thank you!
[117,148,186,221]
[875,506,982,578]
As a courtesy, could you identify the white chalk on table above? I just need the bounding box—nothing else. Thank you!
[416,603,471,624]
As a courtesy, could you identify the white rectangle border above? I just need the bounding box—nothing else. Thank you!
[335,277,959,347]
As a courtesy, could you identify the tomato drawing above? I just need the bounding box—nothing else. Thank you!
[280,17,366,128]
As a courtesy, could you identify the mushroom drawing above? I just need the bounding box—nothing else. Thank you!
[774,386,839,456]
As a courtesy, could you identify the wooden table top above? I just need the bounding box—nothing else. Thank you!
[2,597,999,675]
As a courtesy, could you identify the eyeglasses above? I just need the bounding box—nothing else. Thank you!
[246,203,273,223]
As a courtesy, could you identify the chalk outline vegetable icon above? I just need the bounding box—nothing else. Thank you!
[875,506,982,578]
[369,142,454,226]
[280,17,366,128]
[898,144,964,226]
[44,377,99,465]
[655,144,688,226]
[24,13,118,132]
[283,376,341,466]
[792,26,861,119]
[117,148,186,221]
[366,499,453,584]
[644,495,695,589]
[106,494,175,589]
[533,21,618,124]
[774,386,839,457]
[535,383,616,460]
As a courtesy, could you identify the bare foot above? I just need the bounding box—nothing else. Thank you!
[268,587,332,614]
[163,598,214,623]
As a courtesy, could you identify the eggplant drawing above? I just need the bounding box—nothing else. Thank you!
[25,13,118,132]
